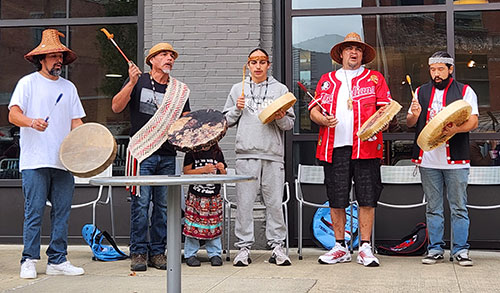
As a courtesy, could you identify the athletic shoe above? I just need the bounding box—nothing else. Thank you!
[210,256,223,266]
[186,256,201,267]
[422,253,444,265]
[46,261,84,276]
[269,245,291,266]
[357,243,380,267]
[20,259,37,279]
[233,247,251,266]
[318,242,351,265]
[455,252,473,266]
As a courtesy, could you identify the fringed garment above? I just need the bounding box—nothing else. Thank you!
[125,76,190,195]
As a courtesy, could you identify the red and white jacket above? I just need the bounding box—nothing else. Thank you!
[308,68,392,163]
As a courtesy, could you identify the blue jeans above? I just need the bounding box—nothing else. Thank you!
[21,168,75,264]
[184,236,222,258]
[130,154,176,256]
[419,167,470,256]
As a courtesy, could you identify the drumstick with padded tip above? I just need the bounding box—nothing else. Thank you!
[406,74,416,100]
[45,93,63,122]
[297,81,331,115]
[101,28,133,65]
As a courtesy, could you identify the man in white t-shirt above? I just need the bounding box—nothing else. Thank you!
[8,29,86,279]
[407,51,478,267]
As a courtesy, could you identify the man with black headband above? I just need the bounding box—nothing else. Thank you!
[223,48,295,267]
[407,51,478,266]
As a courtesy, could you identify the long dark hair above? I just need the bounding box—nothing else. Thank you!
[32,54,45,71]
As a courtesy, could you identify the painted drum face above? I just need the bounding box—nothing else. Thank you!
[167,109,228,152]
[357,100,402,141]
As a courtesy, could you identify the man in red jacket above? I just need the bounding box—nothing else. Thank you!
[309,32,392,267]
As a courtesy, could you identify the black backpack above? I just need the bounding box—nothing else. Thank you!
[377,222,428,256]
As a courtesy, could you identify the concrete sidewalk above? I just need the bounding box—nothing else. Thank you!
[1,245,500,292]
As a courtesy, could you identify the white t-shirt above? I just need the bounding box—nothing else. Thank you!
[8,72,86,171]
[333,67,364,148]
[408,85,479,169]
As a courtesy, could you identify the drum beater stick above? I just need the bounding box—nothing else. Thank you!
[296,81,331,115]
[45,93,63,122]
[406,74,416,100]
[100,28,133,65]
[241,65,246,96]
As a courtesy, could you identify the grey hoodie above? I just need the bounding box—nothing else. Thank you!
[223,76,295,163]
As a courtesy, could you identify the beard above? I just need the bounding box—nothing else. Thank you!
[432,75,451,90]
[162,68,171,74]
[49,64,62,77]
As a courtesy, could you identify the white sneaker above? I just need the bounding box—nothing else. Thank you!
[318,242,351,265]
[46,261,85,276]
[455,252,473,267]
[357,243,380,267]
[20,259,37,279]
[233,247,251,266]
[269,245,291,266]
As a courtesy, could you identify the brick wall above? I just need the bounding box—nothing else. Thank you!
[144,0,274,167]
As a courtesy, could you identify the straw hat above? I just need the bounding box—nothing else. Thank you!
[145,43,178,66]
[330,32,376,65]
[24,29,77,65]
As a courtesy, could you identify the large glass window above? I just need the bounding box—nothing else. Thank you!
[1,0,66,19]
[292,13,446,135]
[455,10,500,133]
[0,2,139,178]
[68,24,136,132]
[70,0,138,18]
[292,0,445,10]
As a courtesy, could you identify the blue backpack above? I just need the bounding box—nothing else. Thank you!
[82,224,128,261]
[311,202,359,250]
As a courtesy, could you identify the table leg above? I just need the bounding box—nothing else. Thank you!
[167,185,182,293]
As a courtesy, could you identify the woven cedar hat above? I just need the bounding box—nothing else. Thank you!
[145,42,178,66]
[330,32,376,65]
[24,29,77,65]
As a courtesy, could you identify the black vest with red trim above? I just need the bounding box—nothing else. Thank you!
[411,78,470,164]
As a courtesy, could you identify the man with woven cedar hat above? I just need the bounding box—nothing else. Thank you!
[8,28,86,278]
[309,32,393,267]
[112,43,190,271]
[407,51,478,266]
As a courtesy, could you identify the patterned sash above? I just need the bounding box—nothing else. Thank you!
[126,77,190,194]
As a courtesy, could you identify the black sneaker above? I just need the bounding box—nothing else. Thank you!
[421,253,444,265]
[186,256,201,267]
[455,252,473,266]
[210,256,223,266]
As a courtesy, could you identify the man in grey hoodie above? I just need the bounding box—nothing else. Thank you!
[223,48,295,266]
